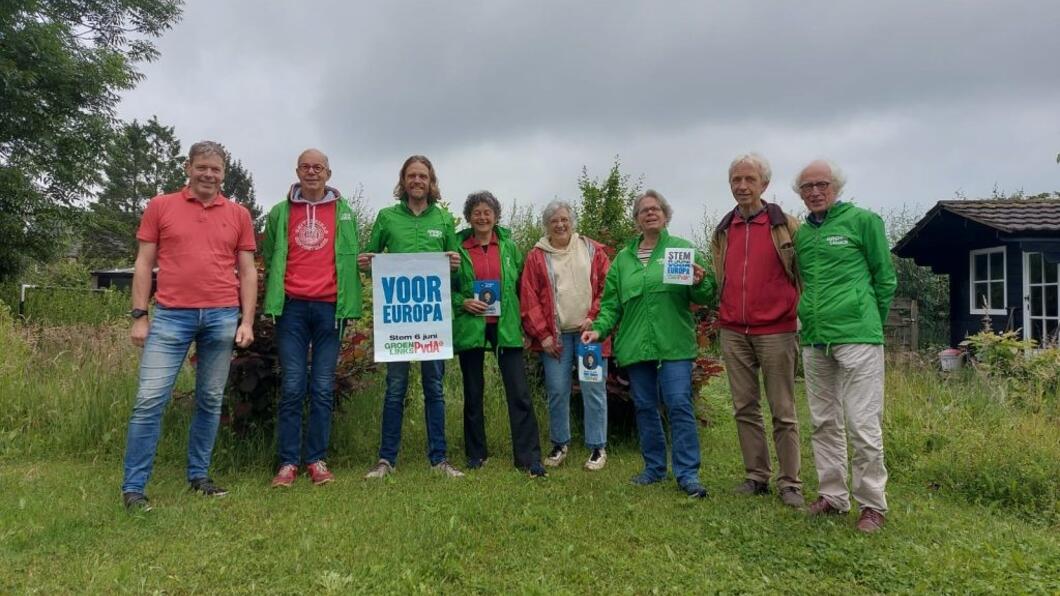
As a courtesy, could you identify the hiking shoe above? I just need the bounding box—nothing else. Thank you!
[856,508,886,533]
[807,497,843,516]
[431,460,465,478]
[364,459,394,480]
[271,464,298,488]
[779,486,805,508]
[584,448,607,471]
[544,444,568,467]
[307,461,334,486]
[680,481,709,499]
[189,477,228,497]
[733,478,770,496]
[467,457,488,470]
[631,472,664,486]
[529,463,548,479]
[122,492,153,512]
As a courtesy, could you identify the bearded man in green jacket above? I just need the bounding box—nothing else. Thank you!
[793,160,896,534]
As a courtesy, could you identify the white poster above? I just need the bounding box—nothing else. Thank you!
[663,247,694,285]
[371,253,454,362]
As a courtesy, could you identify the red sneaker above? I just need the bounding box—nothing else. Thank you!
[271,464,298,488]
[307,461,334,486]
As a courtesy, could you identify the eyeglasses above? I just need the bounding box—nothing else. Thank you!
[798,181,831,194]
[638,206,663,215]
[298,164,327,174]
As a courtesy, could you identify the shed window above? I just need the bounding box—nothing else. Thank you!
[970,247,1006,315]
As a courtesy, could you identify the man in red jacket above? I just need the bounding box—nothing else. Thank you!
[709,153,803,508]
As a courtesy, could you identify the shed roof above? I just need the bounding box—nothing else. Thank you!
[935,198,1060,233]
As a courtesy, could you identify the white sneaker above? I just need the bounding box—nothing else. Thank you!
[544,444,568,467]
[431,460,465,478]
[584,448,607,471]
[364,459,394,479]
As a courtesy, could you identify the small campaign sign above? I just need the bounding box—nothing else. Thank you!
[473,280,501,316]
[371,253,454,362]
[577,342,603,383]
[663,247,694,285]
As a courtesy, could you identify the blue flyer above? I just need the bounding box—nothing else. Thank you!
[473,280,501,316]
[577,342,603,382]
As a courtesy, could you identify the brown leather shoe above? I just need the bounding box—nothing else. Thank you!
[779,486,805,508]
[807,497,842,516]
[856,508,886,533]
[733,479,770,496]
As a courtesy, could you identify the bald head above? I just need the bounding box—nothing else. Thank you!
[297,148,330,169]
[296,148,332,201]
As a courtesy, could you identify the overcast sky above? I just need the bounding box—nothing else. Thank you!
[117,1,1060,238]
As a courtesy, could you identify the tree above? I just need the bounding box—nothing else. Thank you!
[83,116,185,264]
[0,0,183,279]
[576,157,641,250]
[221,153,263,232]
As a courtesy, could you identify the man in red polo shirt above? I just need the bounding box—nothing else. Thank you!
[121,141,257,512]
[710,152,804,508]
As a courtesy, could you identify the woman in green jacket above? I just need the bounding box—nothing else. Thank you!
[583,190,715,498]
[453,191,546,477]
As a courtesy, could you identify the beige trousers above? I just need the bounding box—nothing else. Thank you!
[803,344,888,513]
[720,329,801,489]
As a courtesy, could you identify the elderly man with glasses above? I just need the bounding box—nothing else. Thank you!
[793,160,896,533]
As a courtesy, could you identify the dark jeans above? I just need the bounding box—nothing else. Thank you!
[275,298,341,466]
[378,359,448,466]
[626,359,702,486]
[458,324,542,469]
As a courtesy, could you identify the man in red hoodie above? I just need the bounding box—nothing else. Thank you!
[710,153,803,508]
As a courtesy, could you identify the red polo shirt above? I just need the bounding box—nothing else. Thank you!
[463,231,500,323]
[136,187,256,308]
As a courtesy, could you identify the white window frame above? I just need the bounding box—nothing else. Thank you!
[969,246,1007,315]
[1022,251,1060,346]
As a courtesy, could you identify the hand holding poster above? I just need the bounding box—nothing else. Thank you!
[371,253,454,362]
[577,342,603,383]
[663,247,694,285]
[473,280,501,316]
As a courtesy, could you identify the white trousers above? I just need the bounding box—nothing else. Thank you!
[803,344,888,513]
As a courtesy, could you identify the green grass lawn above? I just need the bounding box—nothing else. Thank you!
[1,319,1057,593]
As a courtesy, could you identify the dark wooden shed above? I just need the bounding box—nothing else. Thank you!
[892,198,1060,347]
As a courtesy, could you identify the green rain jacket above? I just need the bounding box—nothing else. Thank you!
[452,226,525,351]
[365,201,459,255]
[261,196,363,319]
[592,230,716,367]
[794,201,897,347]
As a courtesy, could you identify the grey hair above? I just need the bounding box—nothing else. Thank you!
[463,190,502,222]
[728,152,772,184]
[632,189,673,228]
[541,200,577,229]
[296,148,330,169]
[792,159,847,198]
[187,140,227,165]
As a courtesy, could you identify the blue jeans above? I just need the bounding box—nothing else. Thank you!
[275,298,341,466]
[378,360,447,466]
[540,332,608,449]
[625,360,701,486]
[122,306,239,493]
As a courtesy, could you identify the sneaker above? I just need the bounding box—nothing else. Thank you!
[431,460,465,478]
[680,481,709,499]
[189,477,228,497]
[733,479,770,496]
[271,464,298,488]
[630,472,663,486]
[529,463,548,479]
[779,486,805,508]
[584,448,607,471]
[122,492,153,512]
[307,461,334,486]
[856,508,886,533]
[467,457,488,470]
[544,444,568,467]
[364,459,394,480]
[807,497,843,516]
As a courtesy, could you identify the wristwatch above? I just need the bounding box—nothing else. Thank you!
[129,308,149,320]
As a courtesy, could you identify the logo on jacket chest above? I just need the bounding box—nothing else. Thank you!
[826,235,849,247]
[427,229,442,238]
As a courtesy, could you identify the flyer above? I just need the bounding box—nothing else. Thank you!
[663,247,694,285]
[473,279,501,316]
[577,342,603,383]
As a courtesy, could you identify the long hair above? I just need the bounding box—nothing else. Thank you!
[393,155,442,203]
